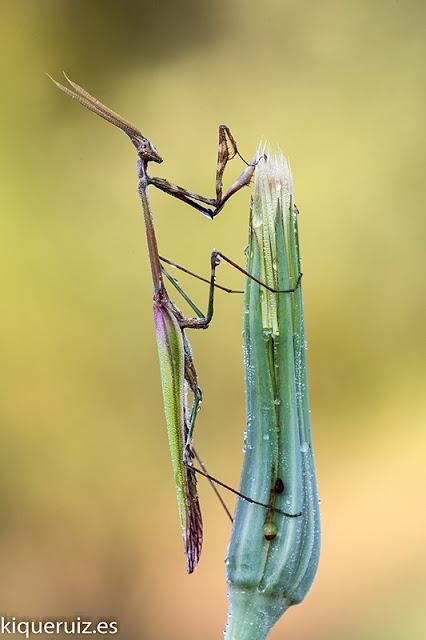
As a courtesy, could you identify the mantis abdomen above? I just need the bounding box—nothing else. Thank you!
[153,303,202,573]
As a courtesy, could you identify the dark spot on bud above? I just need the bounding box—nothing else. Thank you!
[274,478,284,494]
[263,522,278,540]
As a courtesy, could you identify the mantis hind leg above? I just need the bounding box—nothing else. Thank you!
[185,379,203,450]
[183,341,233,522]
[182,333,203,450]
[187,386,202,446]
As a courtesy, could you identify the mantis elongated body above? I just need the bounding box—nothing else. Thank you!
[50,74,258,572]
[50,76,303,573]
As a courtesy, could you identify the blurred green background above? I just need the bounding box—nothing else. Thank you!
[0,1,425,638]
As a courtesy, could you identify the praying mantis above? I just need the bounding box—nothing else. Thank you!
[50,74,302,573]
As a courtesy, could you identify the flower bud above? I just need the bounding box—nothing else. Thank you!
[225,148,320,639]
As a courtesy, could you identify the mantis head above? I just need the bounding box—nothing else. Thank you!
[131,134,163,164]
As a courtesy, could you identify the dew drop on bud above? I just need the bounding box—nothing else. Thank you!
[263,522,278,540]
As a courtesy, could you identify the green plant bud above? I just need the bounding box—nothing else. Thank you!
[225,148,320,640]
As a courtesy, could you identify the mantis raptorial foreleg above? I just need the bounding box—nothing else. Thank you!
[149,125,257,219]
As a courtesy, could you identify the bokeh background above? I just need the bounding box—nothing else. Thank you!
[1,1,425,638]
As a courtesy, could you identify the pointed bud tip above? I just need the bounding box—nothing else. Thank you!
[254,142,293,196]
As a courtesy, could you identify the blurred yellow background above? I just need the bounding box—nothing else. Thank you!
[0,1,425,638]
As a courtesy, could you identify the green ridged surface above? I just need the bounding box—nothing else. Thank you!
[225,152,320,640]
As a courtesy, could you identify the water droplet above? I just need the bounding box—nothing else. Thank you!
[263,521,278,540]
[300,441,309,453]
